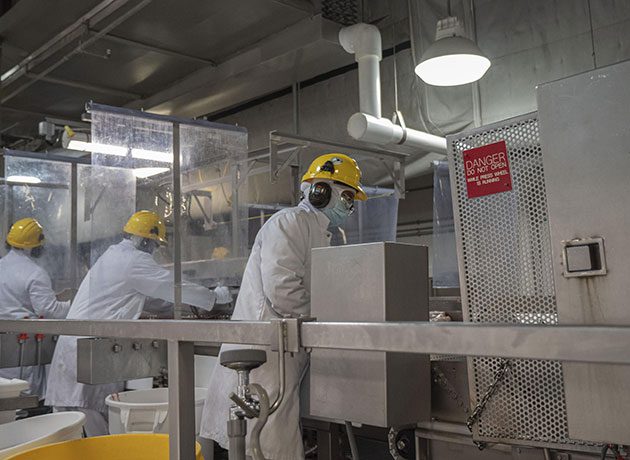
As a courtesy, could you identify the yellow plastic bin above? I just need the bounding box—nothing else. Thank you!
[5,434,203,460]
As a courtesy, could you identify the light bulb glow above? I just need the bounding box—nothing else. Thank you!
[6,175,41,184]
[131,148,173,163]
[415,53,490,86]
[133,167,170,179]
[67,140,128,156]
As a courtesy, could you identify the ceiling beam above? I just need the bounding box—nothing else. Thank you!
[0,0,151,104]
[270,0,316,14]
[0,0,128,87]
[92,31,217,66]
[126,15,347,118]
[25,73,142,99]
[0,105,72,120]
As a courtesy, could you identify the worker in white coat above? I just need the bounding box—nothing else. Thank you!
[46,210,232,436]
[200,153,366,459]
[0,218,71,398]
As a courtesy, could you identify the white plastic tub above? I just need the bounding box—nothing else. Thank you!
[0,378,29,425]
[105,387,206,435]
[0,411,85,459]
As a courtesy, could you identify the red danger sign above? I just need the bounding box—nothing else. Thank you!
[463,140,512,199]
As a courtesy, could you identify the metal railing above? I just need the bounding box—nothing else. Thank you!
[2,318,630,459]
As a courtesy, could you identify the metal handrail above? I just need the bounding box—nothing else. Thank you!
[2,319,630,364]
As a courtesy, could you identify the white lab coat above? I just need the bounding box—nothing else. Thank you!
[0,249,70,398]
[45,239,214,413]
[200,200,331,460]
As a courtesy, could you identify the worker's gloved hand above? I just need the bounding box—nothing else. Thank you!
[213,285,233,305]
[57,288,77,302]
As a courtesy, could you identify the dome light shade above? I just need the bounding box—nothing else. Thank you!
[415,17,491,87]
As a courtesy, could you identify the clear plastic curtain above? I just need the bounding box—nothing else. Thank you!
[3,155,72,290]
[88,104,248,315]
[432,161,459,288]
[333,187,399,246]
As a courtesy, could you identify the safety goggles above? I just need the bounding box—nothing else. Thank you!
[340,190,356,215]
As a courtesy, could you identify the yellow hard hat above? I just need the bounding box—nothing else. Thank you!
[212,246,230,260]
[7,218,44,249]
[124,211,167,244]
[301,153,367,201]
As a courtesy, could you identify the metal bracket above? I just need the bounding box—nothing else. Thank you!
[269,317,307,354]
[379,158,406,198]
[269,138,303,183]
[392,110,408,146]
[236,160,256,190]
[268,130,409,192]
[77,337,167,384]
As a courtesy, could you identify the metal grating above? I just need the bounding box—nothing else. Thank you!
[448,114,577,446]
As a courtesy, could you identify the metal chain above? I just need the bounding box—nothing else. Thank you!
[466,359,512,449]
[432,364,469,416]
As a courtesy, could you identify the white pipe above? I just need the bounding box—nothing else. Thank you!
[358,55,381,117]
[339,23,382,117]
[348,113,447,153]
[338,24,447,154]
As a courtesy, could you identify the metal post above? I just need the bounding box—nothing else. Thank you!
[167,340,196,460]
[0,154,6,244]
[292,81,300,135]
[231,161,240,257]
[70,163,78,288]
[172,123,184,319]
[227,418,247,460]
[317,423,342,460]
[290,165,300,206]
[415,437,429,460]
[6,183,13,232]
[357,201,364,242]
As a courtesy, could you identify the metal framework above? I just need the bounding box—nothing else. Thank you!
[1,0,152,104]
[1,319,630,459]
[447,113,576,448]
[268,130,409,197]
[92,31,218,66]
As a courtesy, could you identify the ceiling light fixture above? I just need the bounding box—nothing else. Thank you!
[133,167,170,179]
[67,139,128,156]
[6,175,42,184]
[65,139,172,163]
[415,17,490,87]
[64,127,173,163]
[0,65,19,82]
[131,148,173,163]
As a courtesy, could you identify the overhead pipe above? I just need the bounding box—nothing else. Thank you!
[338,23,447,154]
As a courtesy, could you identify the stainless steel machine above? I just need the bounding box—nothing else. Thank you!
[7,63,630,459]
[537,60,630,445]
[310,242,430,427]
[446,60,630,451]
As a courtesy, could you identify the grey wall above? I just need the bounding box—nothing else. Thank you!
[217,0,630,152]
[211,0,630,274]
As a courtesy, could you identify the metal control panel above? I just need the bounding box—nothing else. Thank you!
[77,337,167,384]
